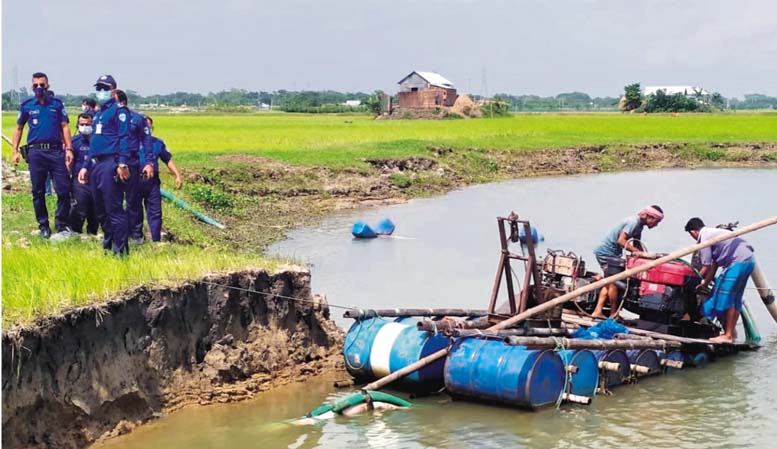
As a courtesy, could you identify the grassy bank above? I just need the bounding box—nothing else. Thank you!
[3,112,777,326]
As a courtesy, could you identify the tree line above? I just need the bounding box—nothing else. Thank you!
[3,87,776,113]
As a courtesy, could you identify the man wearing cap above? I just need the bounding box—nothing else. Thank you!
[591,205,665,318]
[77,75,131,256]
[11,72,74,239]
[685,217,756,343]
[114,89,155,245]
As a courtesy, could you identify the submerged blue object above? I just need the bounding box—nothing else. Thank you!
[517,225,544,244]
[571,319,629,340]
[375,218,395,235]
[445,338,565,409]
[352,221,378,238]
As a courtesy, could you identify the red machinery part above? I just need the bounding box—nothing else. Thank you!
[626,257,696,286]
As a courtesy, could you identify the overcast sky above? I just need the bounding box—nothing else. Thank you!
[3,0,776,98]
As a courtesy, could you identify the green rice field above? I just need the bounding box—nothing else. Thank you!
[5,111,777,167]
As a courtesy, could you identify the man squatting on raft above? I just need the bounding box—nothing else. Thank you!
[685,217,756,343]
[591,205,665,319]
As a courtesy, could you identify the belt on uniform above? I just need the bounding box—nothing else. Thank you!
[24,142,63,150]
[92,154,117,162]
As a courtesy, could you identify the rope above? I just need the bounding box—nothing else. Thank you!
[552,336,571,409]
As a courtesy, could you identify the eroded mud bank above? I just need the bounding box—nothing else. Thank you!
[1,268,344,449]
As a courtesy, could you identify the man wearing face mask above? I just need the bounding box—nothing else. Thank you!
[115,89,155,245]
[81,98,97,117]
[78,74,131,256]
[11,72,74,239]
[69,113,99,234]
[137,116,183,242]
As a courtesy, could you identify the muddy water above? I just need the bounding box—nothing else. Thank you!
[100,169,777,449]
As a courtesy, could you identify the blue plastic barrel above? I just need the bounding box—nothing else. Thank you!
[558,349,599,397]
[352,221,378,238]
[594,349,631,389]
[517,226,544,244]
[689,351,711,367]
[658,350,687,373]
[626,349,661,376]
[375,218,395,235]
[342,317,449,388]
[445,338,565,409]
[343,317,392,379]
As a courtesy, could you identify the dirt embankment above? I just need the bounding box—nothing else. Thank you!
[1,268,344,449]
[200,143,777,250]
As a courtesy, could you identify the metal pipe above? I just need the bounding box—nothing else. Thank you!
[630,364,651,375]
[343,308,488,320]
[751,262,777,323]
[359,216,777,392]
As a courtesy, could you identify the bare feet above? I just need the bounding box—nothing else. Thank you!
[709,335,734,344]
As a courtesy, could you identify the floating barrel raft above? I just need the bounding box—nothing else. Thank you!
[341,310,757,412]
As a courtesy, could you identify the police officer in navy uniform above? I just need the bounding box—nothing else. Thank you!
[138,116,183,242]
[114,90,154,245]
[77,75,131,256]
[11,72,74,239]
[69,113,99,234]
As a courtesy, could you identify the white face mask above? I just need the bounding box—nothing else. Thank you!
[81,105,88,112]
[95,90,111,103]
[78,125,93,135]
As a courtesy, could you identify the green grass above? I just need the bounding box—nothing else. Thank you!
[1,185,269,326]
[5,112,777,167]
[2,238,273,326]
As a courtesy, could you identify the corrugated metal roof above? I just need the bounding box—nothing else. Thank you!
[398,71,455,88]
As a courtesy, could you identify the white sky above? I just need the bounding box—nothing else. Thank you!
[2,0,776,98]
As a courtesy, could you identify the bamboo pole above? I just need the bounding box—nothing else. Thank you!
[344,308,488,319]
[416,317,491,332]
[360,216,777,392]
[502,336,681,350]
[449,327,570,338]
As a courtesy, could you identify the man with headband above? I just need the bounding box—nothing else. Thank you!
[591,205,664,319]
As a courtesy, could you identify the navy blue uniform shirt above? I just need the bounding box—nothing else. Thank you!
[127,110,153,166]
[71,134,91,172]
[88,98,130,166]
[16,92,69,144]
[148,136,172,172]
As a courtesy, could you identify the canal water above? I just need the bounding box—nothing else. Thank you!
[99,169,777,449]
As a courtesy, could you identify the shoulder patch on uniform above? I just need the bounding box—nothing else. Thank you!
[119,113,127,122]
